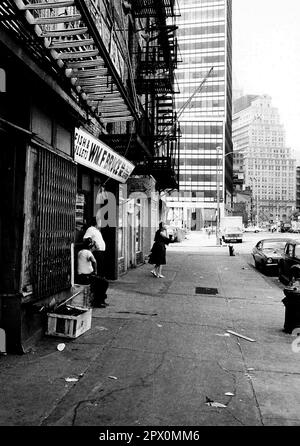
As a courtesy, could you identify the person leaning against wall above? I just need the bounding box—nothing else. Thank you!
[83,216,106,278]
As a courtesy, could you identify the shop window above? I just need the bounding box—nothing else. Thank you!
[82,173,91,191]
[0,68,6,93]
[118,184,126,258]
[135,200,142,252]
[75,193,85,226]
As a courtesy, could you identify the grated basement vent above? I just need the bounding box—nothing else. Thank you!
[195,287,219,295]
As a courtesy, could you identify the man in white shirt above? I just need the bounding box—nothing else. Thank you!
[83,217,106,277]
[77,238,109,308]
[78,244,97,277]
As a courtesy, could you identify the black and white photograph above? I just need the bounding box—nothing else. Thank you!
[0,0,300,436]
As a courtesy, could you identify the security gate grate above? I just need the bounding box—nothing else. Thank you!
[32,149,76,300]
[195,287,219,295]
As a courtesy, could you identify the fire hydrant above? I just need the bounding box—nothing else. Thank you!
[228,244,235,256]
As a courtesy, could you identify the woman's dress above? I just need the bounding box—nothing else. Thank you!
[148,230,170,265]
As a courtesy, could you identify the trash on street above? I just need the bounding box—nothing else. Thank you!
[65,377,79,382]
[205,401,227,408]
[226,330,256,342]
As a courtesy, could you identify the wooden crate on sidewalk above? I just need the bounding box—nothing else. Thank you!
[46,305,92,339]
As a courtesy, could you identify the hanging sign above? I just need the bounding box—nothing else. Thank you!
[74,128,135,183]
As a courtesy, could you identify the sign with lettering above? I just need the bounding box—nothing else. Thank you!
[74,128,135,183]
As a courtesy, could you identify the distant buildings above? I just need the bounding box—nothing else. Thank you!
[166,0,233,230]
[296,166,300,211]
[233,94,296,225]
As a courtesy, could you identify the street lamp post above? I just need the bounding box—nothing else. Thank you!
[215,147,244,246]
[216,146,222,246]
[250,177,259,226]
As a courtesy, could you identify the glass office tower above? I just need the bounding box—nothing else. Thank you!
[166,0,233,230]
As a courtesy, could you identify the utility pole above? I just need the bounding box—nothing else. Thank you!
[216,146,221,246]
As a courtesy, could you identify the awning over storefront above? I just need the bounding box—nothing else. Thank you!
[74,127,135,183]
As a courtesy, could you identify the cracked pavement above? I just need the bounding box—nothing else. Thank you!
[0,231,299,426]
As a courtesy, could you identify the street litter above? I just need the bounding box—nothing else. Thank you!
[65,377,79,382]
[108,376,118,380]
[57,343,65,351]
[226,330,256,342]
[157,324,163,328]
[205,397,227,408]
[97,326,108,331]
[241,267,249,270]
[225,392,234,396]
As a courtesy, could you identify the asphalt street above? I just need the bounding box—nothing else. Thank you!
[0,231,300,428]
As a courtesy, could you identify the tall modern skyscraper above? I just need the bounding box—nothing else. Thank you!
[233,95,296,225]
[166,0,233,230]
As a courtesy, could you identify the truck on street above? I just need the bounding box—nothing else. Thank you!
[220,216,243,243]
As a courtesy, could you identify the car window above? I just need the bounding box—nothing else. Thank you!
[263,241,287,250]
[295,245,300,259]
[287,244,295,257]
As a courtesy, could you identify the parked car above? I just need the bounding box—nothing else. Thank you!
[278,239,300,284]
[288,228,300,234]
[280,223,292,233]
[245,226,263,233]
[252,238,292,273]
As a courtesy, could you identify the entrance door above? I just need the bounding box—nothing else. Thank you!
[0,130,25,294]
[126,200,135,269]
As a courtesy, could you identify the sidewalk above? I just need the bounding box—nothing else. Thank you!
[0,232,299,426]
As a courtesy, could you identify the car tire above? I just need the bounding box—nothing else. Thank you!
[253,257,259,269]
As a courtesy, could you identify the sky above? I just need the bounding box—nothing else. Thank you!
[232,0,300,160]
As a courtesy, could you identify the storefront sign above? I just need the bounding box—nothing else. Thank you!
[74,128,135,183]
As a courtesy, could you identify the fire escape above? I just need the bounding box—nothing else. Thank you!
[0,0,180,190]
[0,0,139,124]
[130,0,180,191]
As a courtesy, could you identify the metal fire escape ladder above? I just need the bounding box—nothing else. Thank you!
[131,0,180,190]
[7,0,138,123]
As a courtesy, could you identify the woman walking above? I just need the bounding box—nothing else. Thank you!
[149,222,172,278]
